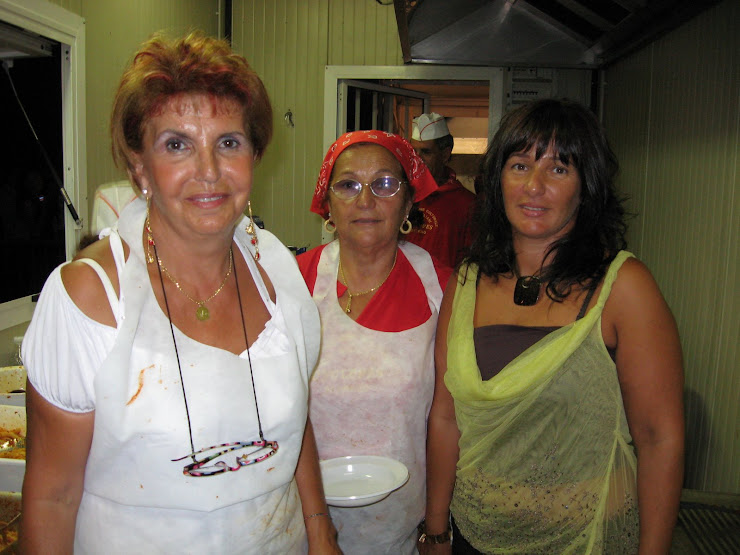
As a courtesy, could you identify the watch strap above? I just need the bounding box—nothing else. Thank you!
[417,519,452,544]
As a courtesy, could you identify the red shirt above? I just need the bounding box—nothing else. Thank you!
[297,244,451,332]
[405,169,476,268]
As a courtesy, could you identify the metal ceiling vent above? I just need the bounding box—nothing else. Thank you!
[394,0,722,68]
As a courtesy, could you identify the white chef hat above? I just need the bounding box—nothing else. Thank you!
[412,112,450,141]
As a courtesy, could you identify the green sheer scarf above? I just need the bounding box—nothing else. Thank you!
[447,251,640,554]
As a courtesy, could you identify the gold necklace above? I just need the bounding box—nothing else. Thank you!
[338,250,397,314]
[146,217,233,321]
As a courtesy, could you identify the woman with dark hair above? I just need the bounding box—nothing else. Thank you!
[21,32,338,552]
[298,130,450,553]
[420,99,684,554]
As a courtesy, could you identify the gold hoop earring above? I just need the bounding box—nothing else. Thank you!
[246,201,260,262]
[400,217,412,235]
[324,219,337,234]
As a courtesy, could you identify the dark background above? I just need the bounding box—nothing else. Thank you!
[0,44,65,303]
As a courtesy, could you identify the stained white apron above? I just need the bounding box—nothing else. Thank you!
[309,240,442,554]
[76,199,314,554]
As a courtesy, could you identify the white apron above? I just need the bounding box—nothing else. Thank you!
[75,199,318,554]
[309,240,442,554]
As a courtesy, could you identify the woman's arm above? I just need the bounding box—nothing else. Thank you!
[295,417,341,554]
[21,242,120,552]
[420,274,461,554]
[605,258,684,555]
[20,384,94,553]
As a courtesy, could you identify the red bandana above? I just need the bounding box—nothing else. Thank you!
[310,130,439,218]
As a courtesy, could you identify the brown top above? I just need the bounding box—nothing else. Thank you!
[474,324,617,380]
[473,285,617,380]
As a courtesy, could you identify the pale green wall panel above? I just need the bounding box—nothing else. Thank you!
[604,0,739,494]
[327,0,400,66]
[79,0,220,222]
[290,0,329,249]
[233,0,401,247]
[602,47,653,253]
[47,0,82,14]
[233,0,331,249]
[48,0,220,226]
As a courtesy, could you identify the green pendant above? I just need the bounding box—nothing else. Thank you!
[196,304,210,321]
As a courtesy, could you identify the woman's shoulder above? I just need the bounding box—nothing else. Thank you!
[602,255,673,335]
[63,235,127,326]
[607,256,662,306]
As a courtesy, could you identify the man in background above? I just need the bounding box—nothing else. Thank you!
[407,112,475,268]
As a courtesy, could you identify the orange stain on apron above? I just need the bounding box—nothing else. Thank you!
[126,364,155,405]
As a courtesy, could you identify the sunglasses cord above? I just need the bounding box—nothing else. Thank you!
[154,241,264,462]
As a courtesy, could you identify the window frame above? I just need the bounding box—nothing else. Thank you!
[0,0,86,331]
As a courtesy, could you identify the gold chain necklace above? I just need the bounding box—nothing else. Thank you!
[146,217,233,321]
[338,250,397,314]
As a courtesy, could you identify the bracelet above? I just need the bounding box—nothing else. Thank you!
[417,519,452,544]
[303,511,330,521]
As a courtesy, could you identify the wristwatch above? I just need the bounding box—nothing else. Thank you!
[417,519,452,544]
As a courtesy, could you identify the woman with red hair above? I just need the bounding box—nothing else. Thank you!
[21,32,338,553]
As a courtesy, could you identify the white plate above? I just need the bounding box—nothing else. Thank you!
[320,455,408,507]
[0,367,25,407]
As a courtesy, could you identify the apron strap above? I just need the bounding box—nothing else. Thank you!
[75,257,122,326]
[400,242,443,313]
[314,241,443,314]
[313,241,340,302]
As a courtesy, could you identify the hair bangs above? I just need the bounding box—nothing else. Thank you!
[505,108,589,170]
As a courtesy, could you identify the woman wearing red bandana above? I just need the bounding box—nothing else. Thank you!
[298,131,451,553]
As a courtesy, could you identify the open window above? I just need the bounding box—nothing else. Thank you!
[0,0,86,331]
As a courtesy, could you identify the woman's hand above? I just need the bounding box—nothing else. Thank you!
[605,258,684,554]
[305,514,342,554]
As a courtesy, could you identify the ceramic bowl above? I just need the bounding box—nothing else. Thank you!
[320,455,408,508]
